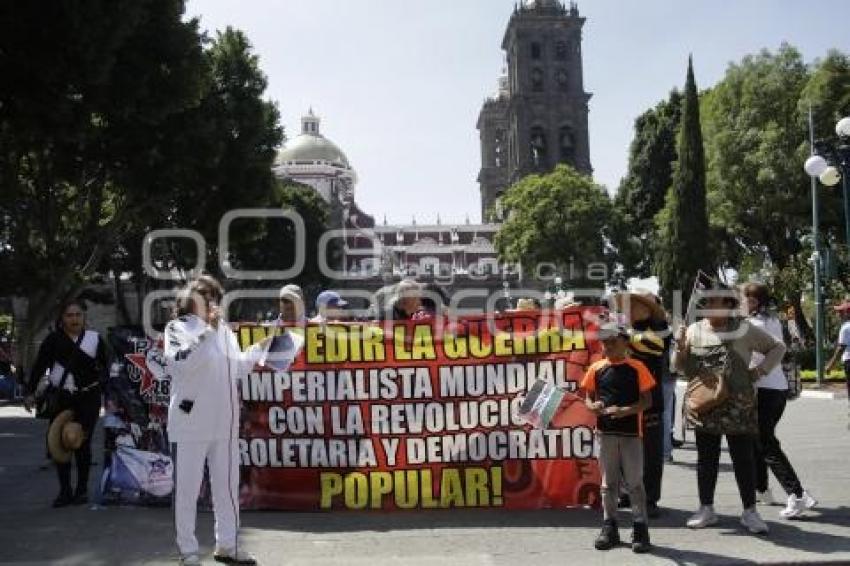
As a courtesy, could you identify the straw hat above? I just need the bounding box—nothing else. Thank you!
[554,295,581,310]
[611,290,666,321]
[513,298,538,311]
[48,410,85,463]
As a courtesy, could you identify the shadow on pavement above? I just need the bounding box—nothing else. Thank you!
[244,507,602,533]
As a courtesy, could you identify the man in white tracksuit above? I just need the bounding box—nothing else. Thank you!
[164,276,269,566]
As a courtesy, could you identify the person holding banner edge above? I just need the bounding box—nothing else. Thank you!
[612,291,669,518]
[165,275,272,565]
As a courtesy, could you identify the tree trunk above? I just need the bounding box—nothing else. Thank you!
[113,272,132,326]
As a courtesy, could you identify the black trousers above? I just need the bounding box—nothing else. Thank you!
[53,390,101,494]
[643,414,664,505]
[695,430,756,508]
[755,388,803,497]
[844,360,850,401]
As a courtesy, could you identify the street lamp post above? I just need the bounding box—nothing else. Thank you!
[803,112,850,387]
[803,111,823,387]
[803,158,825,388]
[836,117,850,247]
[805,115,850,387]
[810,117,850,244]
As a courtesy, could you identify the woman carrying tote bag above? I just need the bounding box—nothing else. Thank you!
[673,285,785,535]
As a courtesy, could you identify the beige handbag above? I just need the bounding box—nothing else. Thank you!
[685,341,731,415]
[686,371,729,414]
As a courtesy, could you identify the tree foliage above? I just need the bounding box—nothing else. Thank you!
[495,164,615,287]
[0,3,294,366]
[163,27,283,268]
[614,90,682,277]
[700,45,850,337]
[655,57,712,307]
[0,0,209,361]
[701,44,817,273]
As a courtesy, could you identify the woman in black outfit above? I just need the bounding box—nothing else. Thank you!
[24,299,108,507]
[742,282,817,518]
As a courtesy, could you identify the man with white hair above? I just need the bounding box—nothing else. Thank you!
[389,279,423,320]
[277,284,305,325]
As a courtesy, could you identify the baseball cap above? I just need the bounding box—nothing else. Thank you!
[597,322,629,341]
[316,290,348,310]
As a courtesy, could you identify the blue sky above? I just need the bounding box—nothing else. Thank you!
[188,0,848,224]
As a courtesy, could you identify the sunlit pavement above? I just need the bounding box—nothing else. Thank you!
[2,391,849,565]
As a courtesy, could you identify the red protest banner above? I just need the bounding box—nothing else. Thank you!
[235,307,604,511]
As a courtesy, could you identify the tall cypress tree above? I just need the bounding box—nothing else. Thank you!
[615,89,682,278]
[656,56,713,310]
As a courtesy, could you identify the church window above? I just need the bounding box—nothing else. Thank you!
[559,127,575,162]
[555,41,568,60]
[531,68,544,92]
[556,69,568,91]
[531,42,542,59]
[530,127,548,167]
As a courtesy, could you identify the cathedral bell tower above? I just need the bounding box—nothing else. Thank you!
[478,0,592,221]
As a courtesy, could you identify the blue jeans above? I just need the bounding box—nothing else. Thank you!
[662,379,677,458]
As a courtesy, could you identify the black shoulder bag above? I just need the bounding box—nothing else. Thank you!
[35,333,84,420]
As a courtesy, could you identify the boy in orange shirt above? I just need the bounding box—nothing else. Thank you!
[581,322,655,553]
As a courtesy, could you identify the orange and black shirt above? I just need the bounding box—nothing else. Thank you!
[580,357,656,436]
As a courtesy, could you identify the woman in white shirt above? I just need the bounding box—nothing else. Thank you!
[742,282,816,519]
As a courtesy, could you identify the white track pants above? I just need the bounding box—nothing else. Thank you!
[173,439,239,555]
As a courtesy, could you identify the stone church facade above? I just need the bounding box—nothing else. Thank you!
[478,0,592,221]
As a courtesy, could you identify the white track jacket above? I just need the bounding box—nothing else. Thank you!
[163,315,266,443]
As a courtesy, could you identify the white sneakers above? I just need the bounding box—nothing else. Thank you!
[687,505,770,535]
[741,507,770,534]
[780,491,818,519]
[802,491,818,509]
[686,505,719,528]
[179,554,201,566]
[756,488,776,505]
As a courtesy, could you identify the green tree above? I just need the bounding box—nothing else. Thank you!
[495,164,615,287]
[111,26,284,322]
[801,49,850,135]
[701,44,813,274]
[163,27,283,270]
[0,0,207,365]
[655,57,712,307]
[222,181,333,320]
[701,45,850,337]
[615,89,682,277]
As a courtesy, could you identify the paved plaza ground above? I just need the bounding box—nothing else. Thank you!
[1,388,849,565]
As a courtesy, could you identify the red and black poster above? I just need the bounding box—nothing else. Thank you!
[235,308,604,511]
